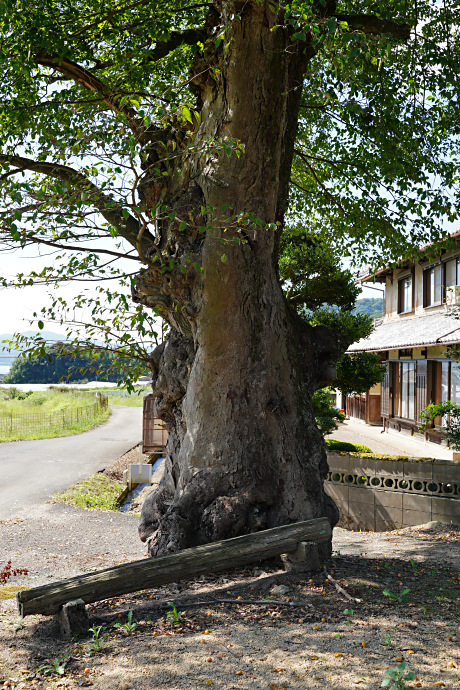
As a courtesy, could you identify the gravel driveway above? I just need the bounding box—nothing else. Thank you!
[0,503,458,690]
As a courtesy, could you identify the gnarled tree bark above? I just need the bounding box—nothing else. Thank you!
[135,1,341,560]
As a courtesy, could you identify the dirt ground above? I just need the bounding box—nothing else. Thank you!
[0,451,458,689]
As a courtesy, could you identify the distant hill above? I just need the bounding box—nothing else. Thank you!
[352,297,383,319]
[0,330,65,352]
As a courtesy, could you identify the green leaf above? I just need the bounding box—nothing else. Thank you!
[292,31,306,42]
[327,17,337,34]
[181,105,193,124]
[178,221,187,232]
[221,254,227,263]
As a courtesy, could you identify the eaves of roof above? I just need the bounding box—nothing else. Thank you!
[356,227,460,284]
[348,311,460,353]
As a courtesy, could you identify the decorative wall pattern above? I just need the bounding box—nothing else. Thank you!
[326,470,458,497]
[325,453,460,532]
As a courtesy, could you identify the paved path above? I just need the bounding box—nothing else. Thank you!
[0,405,142,519]
[329,418,453,459]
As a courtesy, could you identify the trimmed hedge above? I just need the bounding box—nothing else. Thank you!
[325,439,373,453]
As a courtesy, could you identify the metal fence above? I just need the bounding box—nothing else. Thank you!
[0,395,108,438]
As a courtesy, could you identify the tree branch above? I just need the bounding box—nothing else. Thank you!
[293,150,346,214]
[33,54,141,133]
[17,235,142,262]
[0,154,155,253]
[65,0,209,39]
[92,27,207,70]
[336,14,412,40]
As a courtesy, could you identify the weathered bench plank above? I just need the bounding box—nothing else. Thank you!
[17,518,331,617]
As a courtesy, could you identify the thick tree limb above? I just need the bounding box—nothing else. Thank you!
[336,14,412,39]
[92,27,207,70]
[0,154,155,253]
[34,54,141,133]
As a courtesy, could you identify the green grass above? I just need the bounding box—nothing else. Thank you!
[52,474,125,511]
[0,388,111,441]
[77,386,149,407]
[0,585,29,600]
[325,439,373,453]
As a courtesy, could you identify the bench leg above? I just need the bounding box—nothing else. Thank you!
[283,541,321,573]
[57,598,90,637]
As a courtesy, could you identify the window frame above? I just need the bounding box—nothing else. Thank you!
[423,262,443,308]
[444,256,460,305]
[397,273,413,314]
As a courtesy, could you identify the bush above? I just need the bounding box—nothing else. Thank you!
[325,439,373,453]
[312,389,346,435]
[419,400,460,450]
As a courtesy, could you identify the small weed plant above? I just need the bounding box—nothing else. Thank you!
[113,610,137,632]
[381,661,416,689]
[381,633,393,647]
[343,608,354,625]
[53,474,124,511]
[37,656,68,677]
[383,588,410,604]
[88,624,106,652]
[0,560,28,584]
[166,601,185,626]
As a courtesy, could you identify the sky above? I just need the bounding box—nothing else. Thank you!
[0,247,87,335]
[0,245,382,337]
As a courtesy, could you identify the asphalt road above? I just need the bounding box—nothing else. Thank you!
[0,405,143,519]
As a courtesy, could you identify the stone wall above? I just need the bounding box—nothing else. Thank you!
[325,453,459,531]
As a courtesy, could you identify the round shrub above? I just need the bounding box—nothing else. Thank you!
[325,439,373,453]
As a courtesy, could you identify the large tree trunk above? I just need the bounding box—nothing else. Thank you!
[135,1,340,559]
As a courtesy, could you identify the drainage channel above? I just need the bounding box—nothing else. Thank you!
[119,457,164,513]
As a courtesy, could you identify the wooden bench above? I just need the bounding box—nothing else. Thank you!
[16,518,331,634]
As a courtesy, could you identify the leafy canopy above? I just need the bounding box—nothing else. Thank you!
[279,229,385,400]
[0,0,459,383]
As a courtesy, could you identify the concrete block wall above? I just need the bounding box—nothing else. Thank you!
[325,453,459,531]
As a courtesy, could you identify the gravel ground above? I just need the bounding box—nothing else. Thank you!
[0,507,458,690]
[0,449,458,690]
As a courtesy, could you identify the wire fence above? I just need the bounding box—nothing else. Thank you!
[0,395,108,438]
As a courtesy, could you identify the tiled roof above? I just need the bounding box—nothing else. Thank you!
[348,310,460,352]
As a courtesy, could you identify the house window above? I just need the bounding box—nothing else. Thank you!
[445,257,460,305]
[398,275,413,314]
[445,257,460,288]
[423,264,442,307]
[400,361,416,419]
[451,362,460,404]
